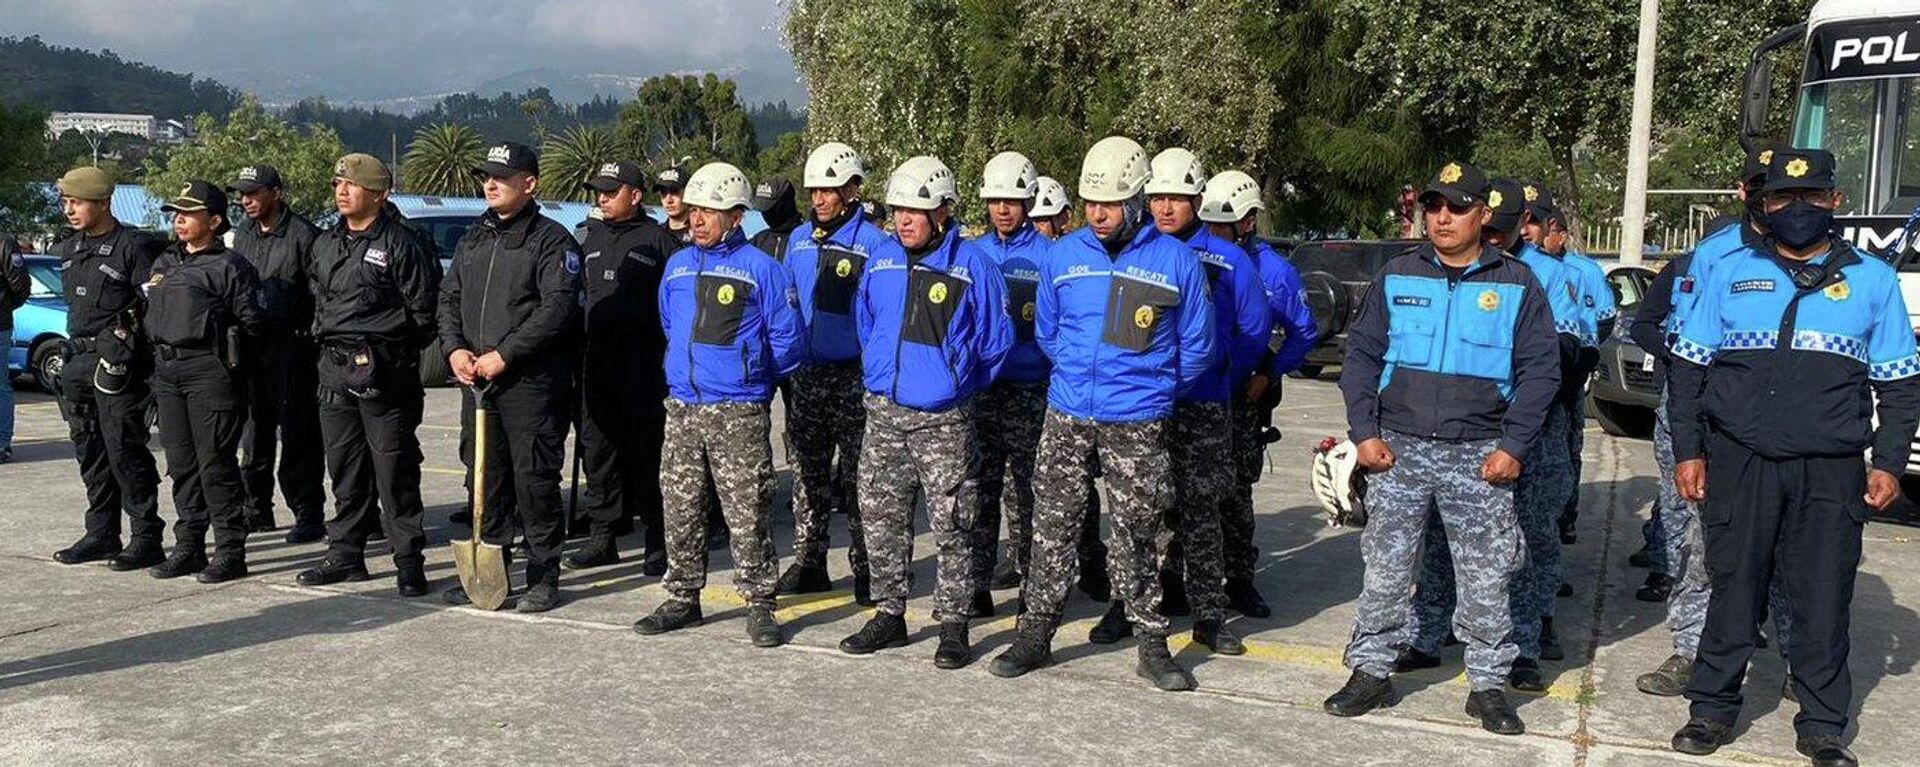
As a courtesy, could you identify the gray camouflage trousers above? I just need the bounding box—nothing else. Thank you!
[1410,402,1573,659]
[1225,398,1265,581]
[1167,401,1230,621]
[973,379,1045,589]
[858,394,980,620]
[1022,410,1173,634]
[1654,389,1792,658]
[787,361,867,570]
[660,400,779,608]
[1347,430,1524,691]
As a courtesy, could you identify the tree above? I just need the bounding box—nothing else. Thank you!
[0,102,54,232]
[616,74,761,170]
[401,122,486,197]
[540,125,633,203]
[143,96,346,219]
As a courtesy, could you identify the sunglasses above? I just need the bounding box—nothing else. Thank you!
[1422,199,1480,215]
[1761,189,1839,211]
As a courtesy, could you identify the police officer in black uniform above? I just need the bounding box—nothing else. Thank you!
[227,163,328,543]
[49,166,168,570]
[750,178,803,261]
[1668,149,1920,767]
[656,161,693,246]
[564,161,678,574]
[440,142,580,613]
[296,154,440,596]
[144,181,265,582]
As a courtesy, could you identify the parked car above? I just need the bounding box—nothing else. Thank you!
[1587,262,1659,437]
[1287,239,1423,379]
[9,254,71,392]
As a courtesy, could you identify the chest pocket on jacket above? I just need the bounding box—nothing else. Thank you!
[903,268,967,348]
[693,274,755,346]
[1451,285,1521,380]
[813,246,865,315]
[1005,277,1039,342]
[147,271,212,345]
[1101,275,1178,352]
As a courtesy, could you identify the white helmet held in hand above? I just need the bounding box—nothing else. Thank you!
[1078,136,1151,203]
[1145,147,1207,197]
[804,141,866,188]
[979,151,1039,200]
[1311,437,1369,527]
[684,162,752,210]
[1031,176,1070,217]
[885,155,958,211]
[1200,170,1264,224]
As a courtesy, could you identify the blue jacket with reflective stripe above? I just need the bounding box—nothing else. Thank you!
[1668,222,1760,339]
[1339,244,1562,457]
[1513,241,1589,345]
[1180,226,1271,403]
[783,207,899,364]
[658,230,808,404]
[1249,239,1318,377]
[857,226,1013,411]
[1036,223,1217,422]
[1667,238,1920,471]
[970,223,1051,384]
[1563,250,1616,346]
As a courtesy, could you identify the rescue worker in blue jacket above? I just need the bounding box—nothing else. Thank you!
[836,155,1013,668]
[633,162,808,648]
[1666,148,1918,767]
[990,135,1217,692]
[1081,147,1267,656]
[1401,178,1583,691]
[775,142,898,602]
[1522,187,1615,549]
[1199,168,1319,619]
[969,151,1054,601]
[1326,161,1560,736]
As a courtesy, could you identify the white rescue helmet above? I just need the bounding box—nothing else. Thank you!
[1311,437,1369,527]
[1078,136,1152,203]
[1031,175,1070,218]
[1144,147,1207,197]
[804,141,866,189]
[979,151,1039,200]
[1199,170,1264,224]
[885,155,958,211]
[683,162,752,211]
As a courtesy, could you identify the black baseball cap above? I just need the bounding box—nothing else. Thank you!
[472,142,540,179]
[1521,182,1556,225]
[1485,179,1528,234]
[583,160,646,193]
[162,179,229,216]
[1759,148,1838,194]
[1742,142,1780,185]
[227,164,282,193]
[653,163,689,193]
[750,178,795,212]
[1420,161,1490,208]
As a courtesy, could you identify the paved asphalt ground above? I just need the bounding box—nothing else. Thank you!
[1,377,1916,766]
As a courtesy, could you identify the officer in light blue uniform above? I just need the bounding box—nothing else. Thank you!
[1325,161,1560,736]
[837,155,1013,668]
[1522,186,1615,548]
[1667,149,1920,767]
[1404,178,1582,691]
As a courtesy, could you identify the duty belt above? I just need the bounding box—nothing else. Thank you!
[153,343,214,361]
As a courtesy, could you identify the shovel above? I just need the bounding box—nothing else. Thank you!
[451,381,510,610]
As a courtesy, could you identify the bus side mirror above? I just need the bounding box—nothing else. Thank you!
[1741,22,1808,151]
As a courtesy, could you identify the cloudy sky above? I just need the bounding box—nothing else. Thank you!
[0,0,804,107]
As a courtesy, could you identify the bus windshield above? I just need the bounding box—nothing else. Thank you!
[1793,79,1876,214]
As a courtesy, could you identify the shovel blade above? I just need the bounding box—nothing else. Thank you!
[450,536,510,611]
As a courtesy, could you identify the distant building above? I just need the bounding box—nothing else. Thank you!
[45,112,192,144]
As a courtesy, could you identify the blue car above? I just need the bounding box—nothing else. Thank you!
[9,254,69,393]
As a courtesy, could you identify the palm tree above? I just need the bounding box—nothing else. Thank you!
[400,122,485,197]
[540,125,632,203]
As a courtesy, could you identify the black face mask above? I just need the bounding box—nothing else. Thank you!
[1766,199,1835,250]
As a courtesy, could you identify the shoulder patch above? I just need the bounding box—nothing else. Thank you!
[564,250,582,276]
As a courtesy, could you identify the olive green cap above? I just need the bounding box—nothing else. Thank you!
[333,153,392,192]
[56,166,114,201]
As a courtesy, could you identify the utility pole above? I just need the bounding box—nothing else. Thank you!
[1618,0,1661,267]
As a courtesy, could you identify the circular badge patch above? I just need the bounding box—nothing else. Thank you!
[1478,290,1500,312]
[1134,305,1156,329]
[717,284,736,305]
[929,282,949,304]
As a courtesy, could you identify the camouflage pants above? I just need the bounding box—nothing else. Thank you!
[1409,402,1572,659]
[1224,398,1265,582]
[660,400,779,608]
[1654,389,1792,658]
[787,362,867,570]
[1347,430,1523,691]
[1167,401,1230,621]
[859,394,979,619]
[972,379,1045,589]
[1023,410,1173,633]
